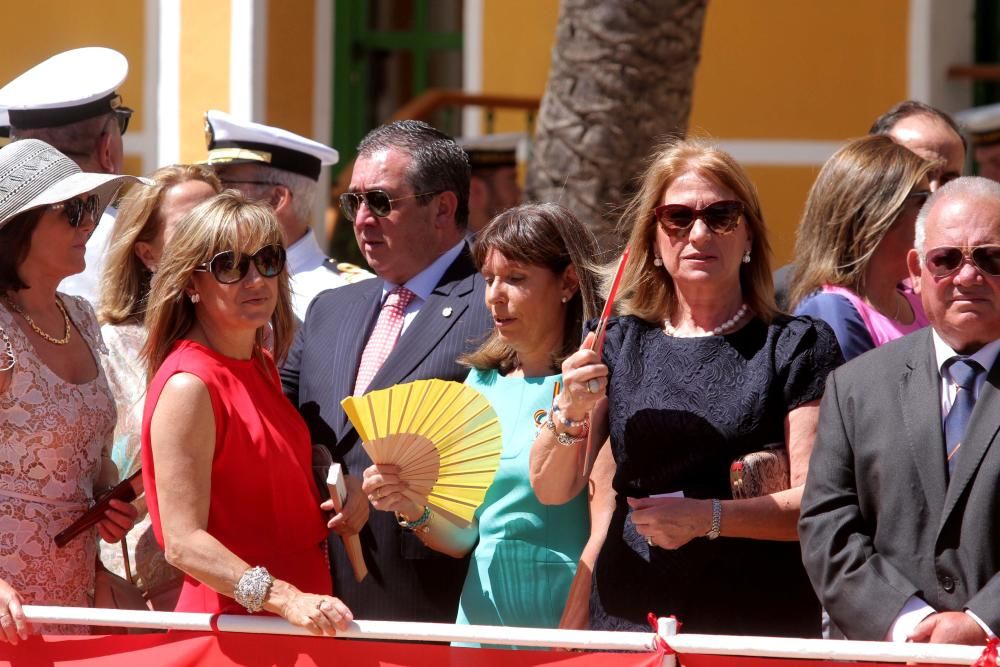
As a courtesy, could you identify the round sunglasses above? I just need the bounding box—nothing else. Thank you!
[653,200,744,236]
[924,245,1000,278]
[339,189,441,222]
[49,195,102,228]
[194,244,287,284]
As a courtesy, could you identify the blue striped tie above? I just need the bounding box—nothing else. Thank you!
[944,357,984,479]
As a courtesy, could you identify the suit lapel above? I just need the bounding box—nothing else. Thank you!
[940,354,1000,529]
[366,249,476,391]
[899,330,948,514]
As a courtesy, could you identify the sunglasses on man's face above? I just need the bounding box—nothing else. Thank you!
[924,245,1000,278]
[339,189,440,222]
[194,244,287,284]
[653,200,744,236]
[49,196,102,228]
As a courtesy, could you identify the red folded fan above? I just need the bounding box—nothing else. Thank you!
[54,469,143,548]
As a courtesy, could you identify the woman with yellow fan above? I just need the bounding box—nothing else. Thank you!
[362,203,607,642]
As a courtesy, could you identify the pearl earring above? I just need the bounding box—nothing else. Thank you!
[189,293,201,304]
[742,249,751,264]
[653,256,663,267]
[561,296,568,304]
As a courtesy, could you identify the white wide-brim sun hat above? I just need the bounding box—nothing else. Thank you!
[0,138,151,230]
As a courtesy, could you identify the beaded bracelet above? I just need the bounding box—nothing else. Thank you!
[551,395,587,429]
[234,565,273,613]
[396,505,431,532]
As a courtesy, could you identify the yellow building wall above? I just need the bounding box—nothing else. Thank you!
[690,1,908,140]
[265,0,316,137]
[481,0,559,134]
[481,0,911,265]
[179,0,231,164]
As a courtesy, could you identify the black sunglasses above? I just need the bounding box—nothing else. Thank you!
[924,245,1000,278]
[339,189,440,222]
[194,244,287,284]
[49,196,101,228]
[653,200,744,236]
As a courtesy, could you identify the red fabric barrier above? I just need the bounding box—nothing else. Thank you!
[0,632,665,667]
[0,632,979,667]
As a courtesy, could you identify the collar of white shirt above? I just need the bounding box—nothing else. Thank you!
[381,240,466,306]
[286,228,326,275]
[932,330,1000,381]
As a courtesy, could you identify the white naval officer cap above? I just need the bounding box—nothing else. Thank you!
[203,110,339,182]
[0,109,8,139]
[0,47,131,130]
[955,102,1000,148]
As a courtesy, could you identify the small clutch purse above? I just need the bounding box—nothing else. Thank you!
[730,447,789,499]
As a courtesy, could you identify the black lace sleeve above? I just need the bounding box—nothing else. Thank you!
[773,315,845,411]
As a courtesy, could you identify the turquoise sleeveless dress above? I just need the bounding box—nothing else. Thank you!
[455,368,589,647]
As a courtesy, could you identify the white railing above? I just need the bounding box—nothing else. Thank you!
[21,606,991,666]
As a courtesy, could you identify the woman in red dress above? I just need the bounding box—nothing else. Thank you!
[140,192,364,633]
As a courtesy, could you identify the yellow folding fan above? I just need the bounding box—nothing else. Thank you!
[341,379,503,526]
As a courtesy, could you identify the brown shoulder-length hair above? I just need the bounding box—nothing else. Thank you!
[99,164,222,325]
[0,209,45,292]
[141,191,295,379]
[613,136,777,324]
[461,203,602,374]
[788,134,934,309]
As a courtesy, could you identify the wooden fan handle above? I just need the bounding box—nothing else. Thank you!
[330,493,368,582]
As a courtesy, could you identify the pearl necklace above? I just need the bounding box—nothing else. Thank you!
[664,303,749,337]
[3,295,72,345]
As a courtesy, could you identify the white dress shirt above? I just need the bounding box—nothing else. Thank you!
[379,240,466,335]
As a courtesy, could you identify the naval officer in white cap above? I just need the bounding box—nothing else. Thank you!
[956,102,1000,184]
[0,47,134,306]
[204,110,372,320]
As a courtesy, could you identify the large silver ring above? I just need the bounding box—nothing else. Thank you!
[586,378,600,394]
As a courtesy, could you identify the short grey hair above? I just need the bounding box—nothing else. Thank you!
[237,164,318,224]
[10,113,112,161]
[915,175,1000,256]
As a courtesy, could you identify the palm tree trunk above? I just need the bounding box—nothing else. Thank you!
[526,0,708,253]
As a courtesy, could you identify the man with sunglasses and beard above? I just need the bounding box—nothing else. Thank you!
[0,47,135,307]
[800,176,1000,646]
[281,120,492,622]
[203,110,373,321]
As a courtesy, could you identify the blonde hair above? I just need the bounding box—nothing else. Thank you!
[788,135,934,309]
[99,164,222,325]
[614,136,777,324]
[461,203,602,374]
[141,191,295,379]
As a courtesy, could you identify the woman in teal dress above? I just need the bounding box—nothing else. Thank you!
[363,203,605,643]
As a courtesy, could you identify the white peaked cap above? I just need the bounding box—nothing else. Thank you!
[203,109,339,181]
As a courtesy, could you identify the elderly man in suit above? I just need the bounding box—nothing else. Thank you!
[800,176,1000,645]
[281,120,492,622]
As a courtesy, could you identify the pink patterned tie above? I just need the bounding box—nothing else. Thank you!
[353,286,417,395]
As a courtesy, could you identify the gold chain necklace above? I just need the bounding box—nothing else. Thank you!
[3,295,72,345]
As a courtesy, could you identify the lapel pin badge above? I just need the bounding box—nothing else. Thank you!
[442,306,453,318]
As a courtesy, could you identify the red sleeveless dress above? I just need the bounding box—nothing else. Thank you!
[141,339,331,614]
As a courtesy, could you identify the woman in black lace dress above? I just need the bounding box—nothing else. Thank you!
[529,138,843,637]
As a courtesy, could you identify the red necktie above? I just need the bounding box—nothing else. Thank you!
[353,286,417,395]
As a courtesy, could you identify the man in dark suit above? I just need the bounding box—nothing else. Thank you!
[799,176,1000,644]
[281,120,492,621]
